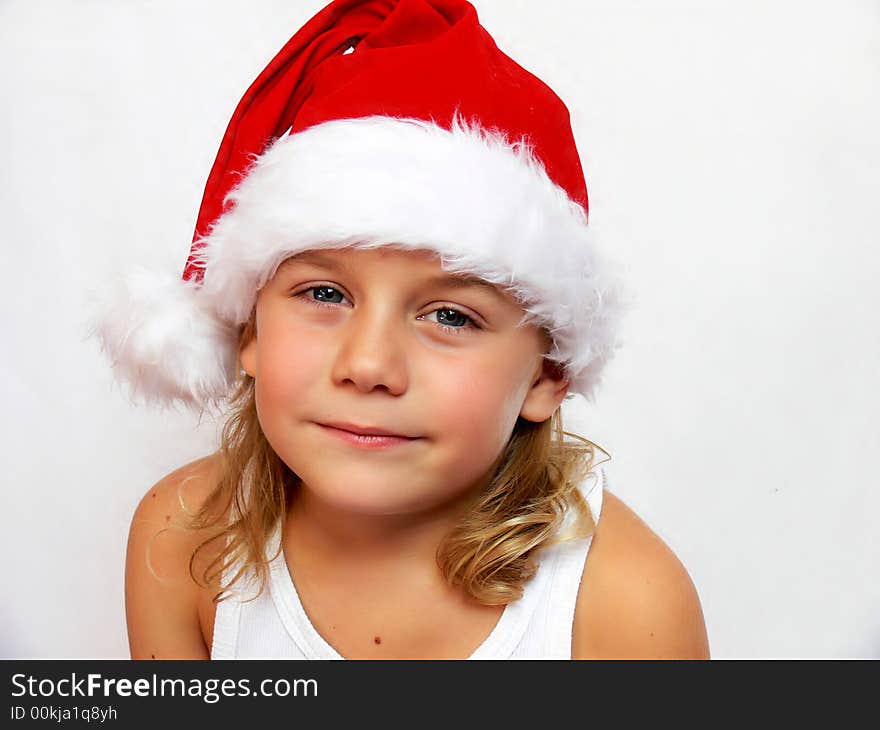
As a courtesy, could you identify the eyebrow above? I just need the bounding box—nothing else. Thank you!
[282,251,510,300]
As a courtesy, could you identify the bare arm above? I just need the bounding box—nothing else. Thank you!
[125,457,221,660]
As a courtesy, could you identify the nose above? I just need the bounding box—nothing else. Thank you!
[329,305,410,395]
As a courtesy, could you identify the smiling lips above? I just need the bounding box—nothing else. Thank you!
[320,421,417,438]
[317,421,421,451]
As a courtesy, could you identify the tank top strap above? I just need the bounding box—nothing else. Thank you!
[211,533,262,660]
[536,465,605,657]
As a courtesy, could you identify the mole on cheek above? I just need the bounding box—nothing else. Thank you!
[374,636,381,645]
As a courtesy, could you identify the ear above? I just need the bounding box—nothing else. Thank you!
[238,318,257,377]
[519,357,570,423]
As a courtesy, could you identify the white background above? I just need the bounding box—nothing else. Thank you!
[2,0,877,659]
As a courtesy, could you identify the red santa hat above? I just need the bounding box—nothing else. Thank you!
[93,0,630,410]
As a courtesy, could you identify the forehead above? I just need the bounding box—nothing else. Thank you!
[278,248,514,301]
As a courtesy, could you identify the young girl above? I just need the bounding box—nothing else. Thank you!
[97,0,709,659]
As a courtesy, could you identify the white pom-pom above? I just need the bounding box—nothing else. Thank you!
[86,267,239,411]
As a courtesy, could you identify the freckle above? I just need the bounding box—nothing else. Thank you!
[151,654,156,659]
[650,632,654,638]
[165,515,170,521]
[151,493,156,498]
[374,636,382,645]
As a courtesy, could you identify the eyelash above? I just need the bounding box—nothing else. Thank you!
[293,285,482,336]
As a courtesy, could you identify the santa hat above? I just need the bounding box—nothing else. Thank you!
[93,0,630,411]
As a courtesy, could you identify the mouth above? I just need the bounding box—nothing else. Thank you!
[315,421,421,451]
[319,421,418,438]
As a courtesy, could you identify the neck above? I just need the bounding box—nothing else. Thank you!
[287,478,485,567]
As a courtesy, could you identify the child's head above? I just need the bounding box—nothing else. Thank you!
[238,244,568,517]
[95,0,631,602]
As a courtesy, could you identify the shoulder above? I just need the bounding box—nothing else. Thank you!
[571,487,710,659]
[125,452,226,659]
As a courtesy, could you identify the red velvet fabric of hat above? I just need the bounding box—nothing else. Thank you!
[186,0,587,283]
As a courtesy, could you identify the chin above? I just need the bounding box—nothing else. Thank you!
[298,472,436,516]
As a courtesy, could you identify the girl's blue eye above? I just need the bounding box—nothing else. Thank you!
[309,285,345,305]
[430,308,470,329]
[295,286,480,335]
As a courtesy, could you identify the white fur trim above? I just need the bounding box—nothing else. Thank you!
[89,266,238,410]
[98,114,631,407]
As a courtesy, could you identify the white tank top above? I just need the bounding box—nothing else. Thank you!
[211,465,605,660]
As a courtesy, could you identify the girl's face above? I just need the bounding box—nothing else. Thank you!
[240,246,569,517]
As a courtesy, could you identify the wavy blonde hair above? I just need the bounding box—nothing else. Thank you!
[184,311,609,606]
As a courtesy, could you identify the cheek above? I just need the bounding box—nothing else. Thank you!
[253,320,324,417]
[428,350,529,455]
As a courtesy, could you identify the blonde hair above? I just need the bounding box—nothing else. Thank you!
[184,312,609,606]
